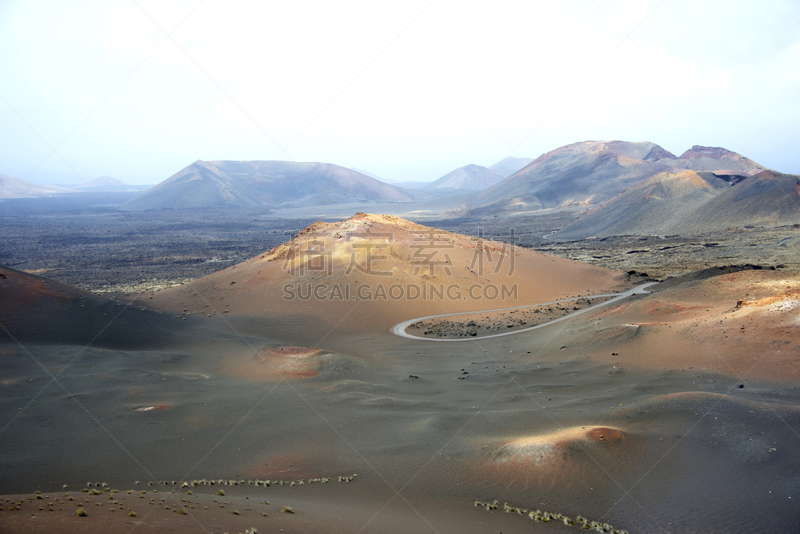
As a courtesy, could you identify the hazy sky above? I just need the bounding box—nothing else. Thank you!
[1,0,798,185]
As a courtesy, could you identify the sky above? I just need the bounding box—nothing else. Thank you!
[1,0,799,185]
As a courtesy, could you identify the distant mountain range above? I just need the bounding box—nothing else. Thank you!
[368,156,533,196]
[461,141,768,214]
[422,157,533,193]
[352,157,532,194]
[424,164,505,192]
[455,140,800,237]
[120,157,530,212]
[6,142,796,237]
[121,160,425,210]
[0,172,72,198]
[73,176,149,192]
[0,173,150,199]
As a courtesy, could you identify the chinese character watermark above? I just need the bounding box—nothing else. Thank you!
[344,232,394,277]
[282,231,333,276]
[410,229,453,277]
[470,228,518,276]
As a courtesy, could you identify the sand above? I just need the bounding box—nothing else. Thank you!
[1,215,799,533]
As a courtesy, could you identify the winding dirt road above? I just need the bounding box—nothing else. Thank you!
[391,282,658,342]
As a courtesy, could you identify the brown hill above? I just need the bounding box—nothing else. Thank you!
[0,265,184,347]
[144,213,625,336]
[692,170,800,227]
[4,223,800,534]
[550,169,722,238]
[556,267,800,380]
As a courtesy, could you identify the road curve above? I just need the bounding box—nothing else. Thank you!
[391,282,659,342]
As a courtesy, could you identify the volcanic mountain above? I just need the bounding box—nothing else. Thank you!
[0,172,72,199]
[551,169,800,239]
[70,175,148,192]
[144,213,625,337]
[121,160,424,210]
[489,156,534,178]
[461,140,766,214]
[425,164,505,192]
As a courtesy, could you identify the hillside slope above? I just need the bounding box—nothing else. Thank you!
[144,212,625,336]
[552,170,800,239]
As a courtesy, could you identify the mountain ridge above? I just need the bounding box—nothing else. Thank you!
[460,140,767,215]
[426,163,505,192]
[121,160,425,210]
